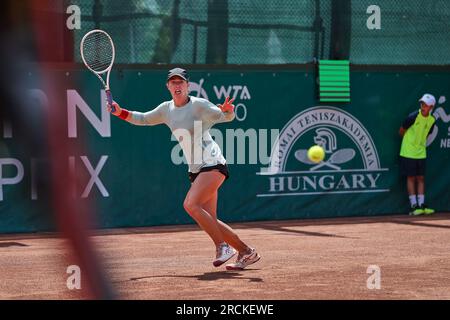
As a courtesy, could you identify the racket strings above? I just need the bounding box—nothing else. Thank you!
[82,32,114,73]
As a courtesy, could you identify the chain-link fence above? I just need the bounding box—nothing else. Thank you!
[351,0,450,65]
[71,0,450,65]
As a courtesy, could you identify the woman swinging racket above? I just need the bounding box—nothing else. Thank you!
[107,68,260,270]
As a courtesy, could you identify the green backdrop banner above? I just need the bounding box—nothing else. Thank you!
[1,68,449,233]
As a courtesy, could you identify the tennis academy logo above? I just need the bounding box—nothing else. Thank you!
[257,106,389,197]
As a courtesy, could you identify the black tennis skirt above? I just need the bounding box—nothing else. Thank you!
[188,164,230,183]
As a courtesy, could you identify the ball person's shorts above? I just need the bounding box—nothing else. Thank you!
[188,164,230,183]
[399,156,426,176]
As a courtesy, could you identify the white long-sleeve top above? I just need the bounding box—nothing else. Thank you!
[127,96,235,173]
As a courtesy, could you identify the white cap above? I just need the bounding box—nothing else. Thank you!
[419,94,436,107]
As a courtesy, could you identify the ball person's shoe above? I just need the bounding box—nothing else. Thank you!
[409,205,423,216]
[213,243,237,267]
[226,248,261,271]
[421,204,435,215]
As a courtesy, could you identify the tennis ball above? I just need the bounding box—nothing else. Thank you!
[307,145,325,163]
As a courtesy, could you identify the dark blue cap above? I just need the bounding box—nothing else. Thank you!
[167,68,189,81]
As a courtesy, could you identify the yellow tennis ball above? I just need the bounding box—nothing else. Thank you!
[307,145,325,163]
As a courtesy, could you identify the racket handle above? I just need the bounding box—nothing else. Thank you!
[106,90,115,113]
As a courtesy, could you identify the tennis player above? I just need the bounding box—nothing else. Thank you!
[107,68,260,270]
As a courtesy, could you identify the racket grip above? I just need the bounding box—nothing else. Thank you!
[106,90,115,113]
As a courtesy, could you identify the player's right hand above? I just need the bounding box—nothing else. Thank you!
[107,100,122,116]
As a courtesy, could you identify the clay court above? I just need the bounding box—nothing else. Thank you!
[1,213,449,300]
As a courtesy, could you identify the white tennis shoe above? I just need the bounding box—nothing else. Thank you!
[226,248,261,270]
[213,243,237,267]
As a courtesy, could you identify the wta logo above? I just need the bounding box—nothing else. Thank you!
[189,78,251,122]
[189,78,251,101]
[257,106,390,197]
[188,79,209,100]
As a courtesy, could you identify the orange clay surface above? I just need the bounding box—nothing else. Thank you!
[1,214,450,299]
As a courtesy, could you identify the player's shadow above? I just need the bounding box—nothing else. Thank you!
[0,242,28,248]
[196,271,263,282]
[391,220,450,230]
[129,271,263,283]
[258,225,351,238]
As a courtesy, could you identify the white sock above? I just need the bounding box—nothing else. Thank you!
[409,195,417,207]
[418,194,425,206]
[218,242,228,248]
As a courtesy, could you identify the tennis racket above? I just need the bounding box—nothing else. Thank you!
[80,29,116,112]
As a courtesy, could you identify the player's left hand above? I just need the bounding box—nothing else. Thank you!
[218,96,235,113]
[106,100,122,116]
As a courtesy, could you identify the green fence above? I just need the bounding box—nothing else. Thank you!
[1,67,450,233]
[70,0,450,65]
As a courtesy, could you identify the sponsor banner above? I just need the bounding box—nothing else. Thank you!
[258,106,390,198]
[0,68,449,233]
